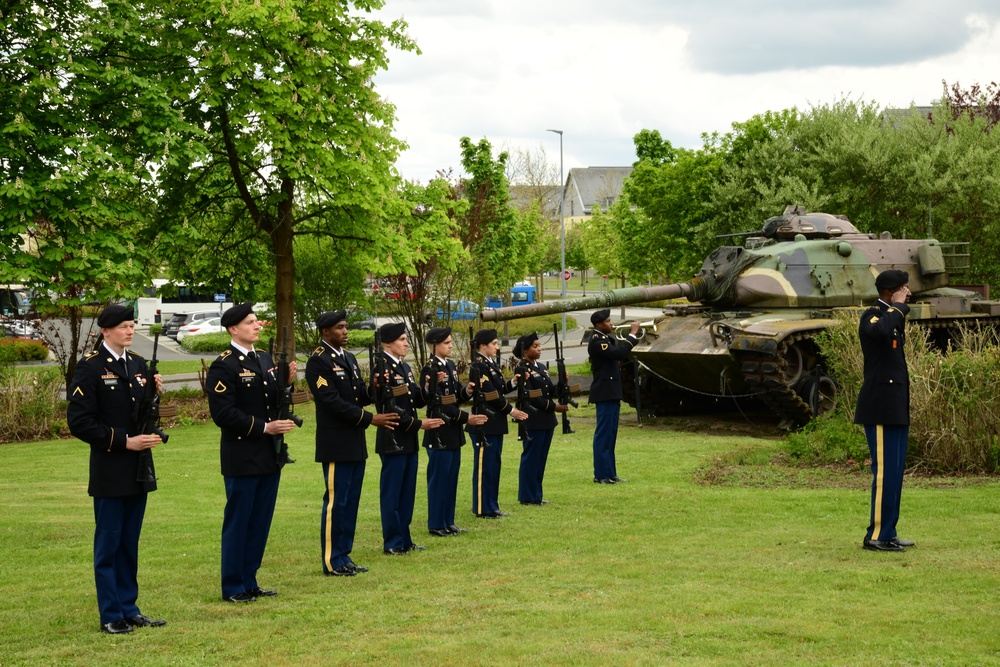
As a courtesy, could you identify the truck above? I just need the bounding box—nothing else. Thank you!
[486,284,537,309]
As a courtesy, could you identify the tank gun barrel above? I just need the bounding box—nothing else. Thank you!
[480,282,702,322]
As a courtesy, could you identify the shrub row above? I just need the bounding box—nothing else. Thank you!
[0,366,67,443]
[0,338,50,362]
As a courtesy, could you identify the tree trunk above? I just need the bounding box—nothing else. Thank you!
[271,177,296,354]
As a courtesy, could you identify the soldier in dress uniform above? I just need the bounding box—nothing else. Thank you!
[855,270,914,553]
[467,329,528,518]
[513,332,568,505]
[68,304,167,634]
[373,322,444,555]
[306,310,399,576]
[588,309,640,484]
[206,302,298,602]
[420,327,488,537]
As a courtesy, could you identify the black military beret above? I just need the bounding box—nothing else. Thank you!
[513,332,538,358]
[97,304,134,328]
[425,326,452,345]
[590,308,611,325]
[875,270,909,292]
[220,302,254,328]
[315,310,347,331]
[472,328,498,347]
[379,321,406,343]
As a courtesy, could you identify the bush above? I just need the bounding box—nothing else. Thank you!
[179,332,231,353]
[149,323,163,336]
[809,312,1000,473]
[0,365,66,443]
[0,338,50,362]
[783,412,868,468]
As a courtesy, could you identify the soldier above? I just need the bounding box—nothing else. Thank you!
[513,332,568,505]
[206,302,298,602]
[420,327,488,537]
[588,309,640,484]
[373,322,443,555]
[856,270,914,552]
[306,310,399,576]
[468,329,528,518]
[67,304,166,634]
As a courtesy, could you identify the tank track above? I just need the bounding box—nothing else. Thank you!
[736,331,824,427]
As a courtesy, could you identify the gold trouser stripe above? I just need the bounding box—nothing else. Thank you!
[873,425,885,540]
[323,463,335,571]
[475,443,485,514]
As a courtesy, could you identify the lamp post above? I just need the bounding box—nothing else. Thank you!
[547,129,566,339]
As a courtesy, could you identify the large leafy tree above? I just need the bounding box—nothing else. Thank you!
[153,0,418,349]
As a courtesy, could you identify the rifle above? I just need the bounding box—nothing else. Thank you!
[370,329,407,452]
[552,324,580,435]
[467,327,495,446]
[424,356,454,450]
[272,326,302,466]
[132,333,168,483]
[514,340,541,442]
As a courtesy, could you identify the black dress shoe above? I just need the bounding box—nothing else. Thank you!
[326,564,356,576]
[611,476,628,483]
[346,562,369,573]
[383,547,409,555]
[100,619,133,634]
[407,544,427,551]
[890,537,915,547]
[447,525,467,534]
[594,478,616,484]
[493,511,509,517]
[247,587,277,597]
[428,528,453,537]
[476,513,499,519]
[127,614,166,628]
[224,592,258,602]
[863,538,905,552]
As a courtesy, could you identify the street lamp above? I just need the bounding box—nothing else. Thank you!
[547,129,566,340]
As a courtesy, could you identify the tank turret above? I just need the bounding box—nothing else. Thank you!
[482,206,1000,427]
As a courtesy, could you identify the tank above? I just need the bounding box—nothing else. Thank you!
[481,206,1000,426]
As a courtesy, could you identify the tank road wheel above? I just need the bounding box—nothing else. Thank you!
[798,373,837,417]
[781,343,805,387]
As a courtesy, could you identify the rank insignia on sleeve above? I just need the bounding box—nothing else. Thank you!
[72,386,84,397]
[601,343,609,350]
[316,377,328,388]
[214,381,228,393]
[870,316,879,324]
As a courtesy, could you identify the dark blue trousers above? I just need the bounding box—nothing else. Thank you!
[426,448,461,531]
[470,433,503,516]
[221,472,280,598]
[320,460,365,573]
[865,424,909,541]
[93,494,147,624]
[593,400,621,480]
[519,428,554,503]
[379,452,418,551]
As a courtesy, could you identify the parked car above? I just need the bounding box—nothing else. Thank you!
[162,311,219,339]
[176,316,225,342]
[347,311,376,330]
[433,300,479,321]
[0,319,41,340]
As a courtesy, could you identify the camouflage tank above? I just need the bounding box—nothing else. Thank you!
[480,206,1000,426]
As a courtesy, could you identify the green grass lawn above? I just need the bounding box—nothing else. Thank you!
[3,405,1000,666]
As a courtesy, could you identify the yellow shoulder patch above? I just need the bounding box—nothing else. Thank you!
[312,346,324,356]
[870,316,880,324]
[72,386,84,397]
[601,343,609,351]
[315,376,328,388]
[84,351,99,360]
[219,349,232,359]
[214,381,228,393]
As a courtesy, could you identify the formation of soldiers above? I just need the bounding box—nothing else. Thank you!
[68,303,640,632]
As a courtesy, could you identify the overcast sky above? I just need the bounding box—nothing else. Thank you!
[372,0,1000,183]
